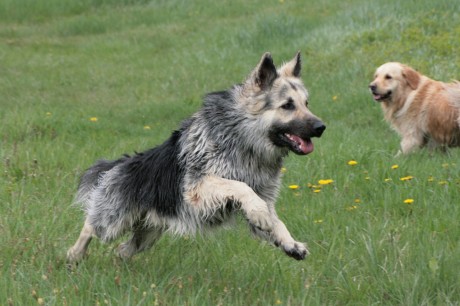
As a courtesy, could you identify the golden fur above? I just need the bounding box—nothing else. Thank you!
[369,62,460,154]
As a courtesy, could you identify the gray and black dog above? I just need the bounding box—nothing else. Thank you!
[67,52,326,263]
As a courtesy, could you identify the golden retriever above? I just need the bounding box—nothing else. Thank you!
[369,62,460,154]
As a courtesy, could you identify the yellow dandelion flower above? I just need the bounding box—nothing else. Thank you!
[400,176,414,181]
[384,178,392,182]
[332,95,338,101]
[318,179,334,185]
[365,176,370,180]
[354,198,361,203]
[346,205,358,211]
[438,180,448,185]
[391,164,399,169]
[403,198,414,204]
[90,117,98,122]
[280,167,287,173]
[46,112,52,116]
[306,182,313,188]
[314,219,323,223]
[275,299,282,305]
[313,189,321,193]
[288,185,299,190]
[348,160,358,166]
[143,125,151,130]
[427,176,435,182]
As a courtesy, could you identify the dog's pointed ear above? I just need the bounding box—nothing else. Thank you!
[248,52,278,90]
[402,65,420,90]
[279,51,302,78]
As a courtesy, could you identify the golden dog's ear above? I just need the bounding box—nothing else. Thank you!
[402,65,420,90]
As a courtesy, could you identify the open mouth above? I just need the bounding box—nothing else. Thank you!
[283,133,313,155]
[372,90,392,101]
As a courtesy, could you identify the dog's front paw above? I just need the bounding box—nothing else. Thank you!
[282,241,309,260]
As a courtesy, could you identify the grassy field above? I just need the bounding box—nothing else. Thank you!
[1,0,460,305]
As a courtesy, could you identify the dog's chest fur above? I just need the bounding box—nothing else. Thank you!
[179,92,284,204]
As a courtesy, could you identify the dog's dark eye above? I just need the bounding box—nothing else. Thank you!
[281,98,295,111]
[305,100,309,107]
[385,74,392,80]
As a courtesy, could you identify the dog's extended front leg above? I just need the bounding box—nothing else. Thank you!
[399,132,424,155]
[186,176,274,232]
[272,217,309,260]
[251,212,309,260]
[188,176,308,259]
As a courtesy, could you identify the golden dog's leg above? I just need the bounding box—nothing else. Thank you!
[400,133,424,154]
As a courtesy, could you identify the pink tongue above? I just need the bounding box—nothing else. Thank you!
[288,134,314,154]
[373,94,382,100]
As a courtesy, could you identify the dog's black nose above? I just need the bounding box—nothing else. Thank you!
[313,121,326,137]
[369,84,377,92]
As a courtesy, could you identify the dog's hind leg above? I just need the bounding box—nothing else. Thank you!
[67,218,95,263]
[116,225,163,259]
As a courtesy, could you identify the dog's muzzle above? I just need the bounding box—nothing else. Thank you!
[269,118,326,155]
[284,120,325,155]
[369,84,391,102]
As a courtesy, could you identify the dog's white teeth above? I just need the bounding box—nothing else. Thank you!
[285,133,307,152]
[285,133,299,145]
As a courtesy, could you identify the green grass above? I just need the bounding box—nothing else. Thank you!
[1,0,460,304]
